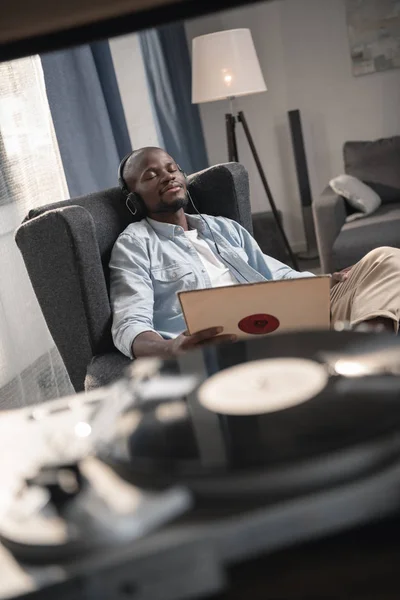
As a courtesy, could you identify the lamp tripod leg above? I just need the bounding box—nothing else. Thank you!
[237,110,299,270]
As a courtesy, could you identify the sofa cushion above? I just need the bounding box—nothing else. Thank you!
[344,136,400,204]
[331,203,400,271]
[329,174,381,221]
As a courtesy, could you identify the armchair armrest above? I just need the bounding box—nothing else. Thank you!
[312,186,347,273]
[16,205,112,392]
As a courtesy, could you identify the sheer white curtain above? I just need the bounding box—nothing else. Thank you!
[0,56,73,410]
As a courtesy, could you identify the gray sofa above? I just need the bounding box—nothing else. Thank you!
[15,163,252,393]
[313,136,400,273]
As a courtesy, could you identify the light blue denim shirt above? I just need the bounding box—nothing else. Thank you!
[109,214,314,358]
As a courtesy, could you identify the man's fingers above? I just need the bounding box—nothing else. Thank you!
[339,272,350,282]
[197,333,237,346]
[187,326,224,344]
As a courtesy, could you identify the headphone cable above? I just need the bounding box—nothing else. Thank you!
[187,189,250,283]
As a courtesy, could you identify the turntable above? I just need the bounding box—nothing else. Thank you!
[1,330,400,599]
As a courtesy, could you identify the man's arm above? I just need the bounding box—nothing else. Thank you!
[231,220,315,280]
[110,232,159,358]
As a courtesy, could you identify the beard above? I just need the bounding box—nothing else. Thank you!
[153,195,188,214]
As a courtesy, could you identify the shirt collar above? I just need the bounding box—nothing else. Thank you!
[146,214,206,240]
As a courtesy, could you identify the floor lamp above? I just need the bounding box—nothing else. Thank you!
[191,29,299,270]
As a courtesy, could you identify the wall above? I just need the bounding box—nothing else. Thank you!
[185,0,400,251]
[110,33,161,149]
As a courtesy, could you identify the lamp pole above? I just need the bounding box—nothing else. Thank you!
[225,99,299,270]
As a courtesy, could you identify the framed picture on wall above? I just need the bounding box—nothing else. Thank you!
[346,0,400,76]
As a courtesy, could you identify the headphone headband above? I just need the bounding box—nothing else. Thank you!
[118,151,133,195]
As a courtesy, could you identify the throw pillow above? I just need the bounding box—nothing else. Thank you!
[329,174,381,222]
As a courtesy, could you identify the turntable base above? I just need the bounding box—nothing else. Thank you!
[2,451,400,599]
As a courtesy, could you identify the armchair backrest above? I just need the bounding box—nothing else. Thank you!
[16,163,252,391]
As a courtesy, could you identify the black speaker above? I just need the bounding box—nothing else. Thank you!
[288,109,318,260]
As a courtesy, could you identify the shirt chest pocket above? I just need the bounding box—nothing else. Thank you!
[151,263,195,295]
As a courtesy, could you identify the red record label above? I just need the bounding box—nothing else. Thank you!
[238,313,280,335]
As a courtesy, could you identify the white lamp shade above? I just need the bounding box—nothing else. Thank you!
[192,29,267,104]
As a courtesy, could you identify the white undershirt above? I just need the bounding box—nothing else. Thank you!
[184,228,237,288]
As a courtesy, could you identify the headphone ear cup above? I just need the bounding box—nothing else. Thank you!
[126,192,146,219]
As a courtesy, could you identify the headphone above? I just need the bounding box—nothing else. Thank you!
[118,151,187,220]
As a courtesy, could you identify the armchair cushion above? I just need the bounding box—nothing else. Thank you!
[85,351,131,391]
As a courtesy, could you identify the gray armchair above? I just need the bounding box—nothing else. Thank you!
[313,136,400,274]
[16,163,252,393]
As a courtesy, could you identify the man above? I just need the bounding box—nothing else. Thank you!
[110,147,400,359]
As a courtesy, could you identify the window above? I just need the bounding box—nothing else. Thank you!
[0,56,72,408]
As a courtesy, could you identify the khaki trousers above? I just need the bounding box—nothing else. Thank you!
[330,247,400,333]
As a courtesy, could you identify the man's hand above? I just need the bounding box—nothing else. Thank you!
[132,328,237,359]
[330,266,353,289]
[167,327,237,357]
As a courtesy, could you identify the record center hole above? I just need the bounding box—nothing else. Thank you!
[255,320,268,327]
[119,581,138,596]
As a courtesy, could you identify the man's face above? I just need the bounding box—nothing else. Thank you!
[126,148,188,216]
